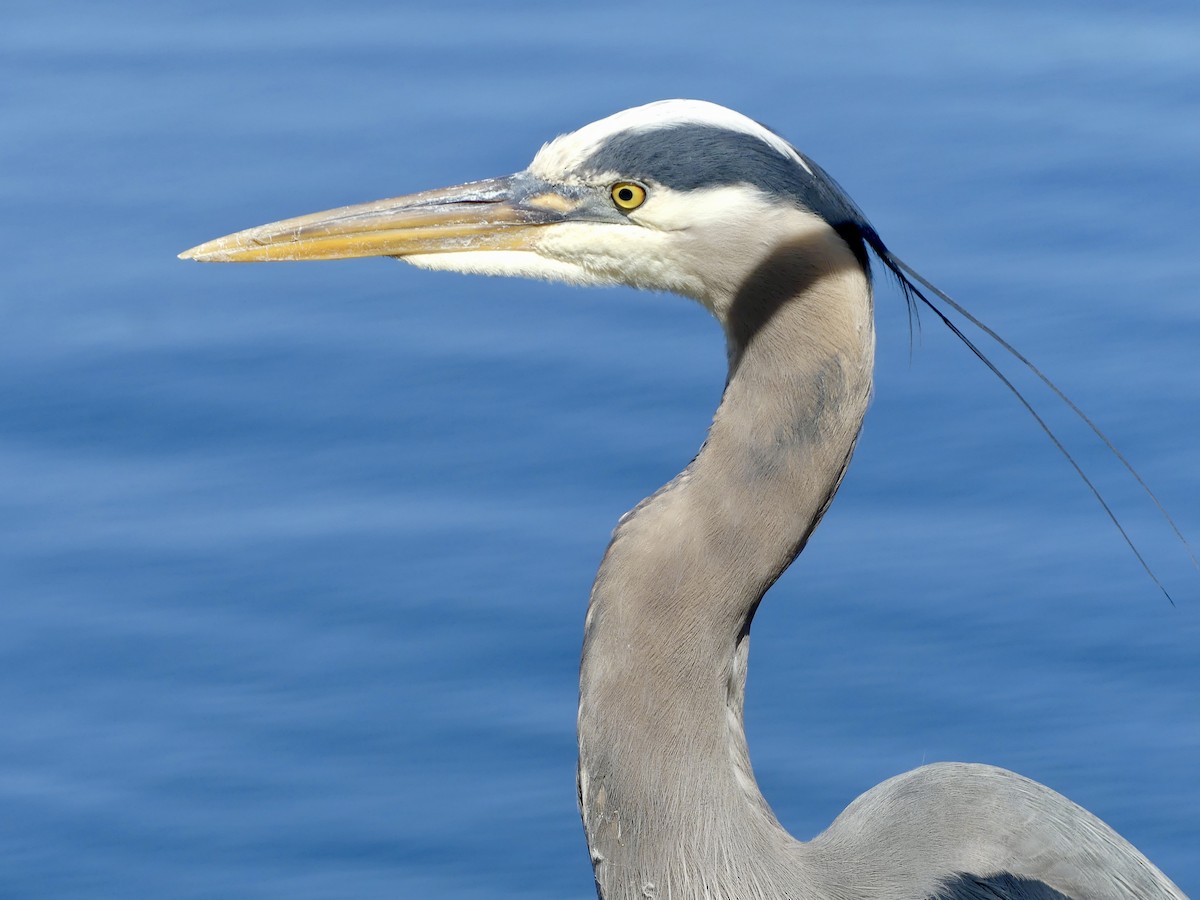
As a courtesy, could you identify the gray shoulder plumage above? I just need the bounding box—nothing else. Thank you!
[809,762,1185,900]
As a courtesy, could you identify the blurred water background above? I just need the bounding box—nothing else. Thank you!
[2,2,1197,897]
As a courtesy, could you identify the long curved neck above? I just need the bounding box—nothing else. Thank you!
[578,231,874,900]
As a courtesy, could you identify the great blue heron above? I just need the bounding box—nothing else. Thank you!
[181,100,1186,900]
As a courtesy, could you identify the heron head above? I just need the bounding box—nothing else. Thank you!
[180,100,871,317]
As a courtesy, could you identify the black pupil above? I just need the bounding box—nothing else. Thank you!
[618,187,634,202]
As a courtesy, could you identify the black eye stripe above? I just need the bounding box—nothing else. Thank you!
[589,125,869,268]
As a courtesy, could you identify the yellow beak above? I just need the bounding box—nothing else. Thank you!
[179,175,580,263]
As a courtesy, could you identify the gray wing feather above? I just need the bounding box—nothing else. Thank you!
[929,873,1073,899]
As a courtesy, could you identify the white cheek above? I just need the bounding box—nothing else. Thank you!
[535,223,707,299]
[629,187,836,310]
[403,250,604,286]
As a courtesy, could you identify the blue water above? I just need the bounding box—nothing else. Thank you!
[2,2,1197,897]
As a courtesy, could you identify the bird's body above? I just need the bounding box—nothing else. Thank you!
[182,100,1187,899]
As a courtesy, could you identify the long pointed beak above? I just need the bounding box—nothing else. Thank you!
[179,174,577,263]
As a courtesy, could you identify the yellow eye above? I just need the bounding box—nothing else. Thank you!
[610,182,647,211]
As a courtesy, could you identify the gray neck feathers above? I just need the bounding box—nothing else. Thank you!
[578,229,875,900]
